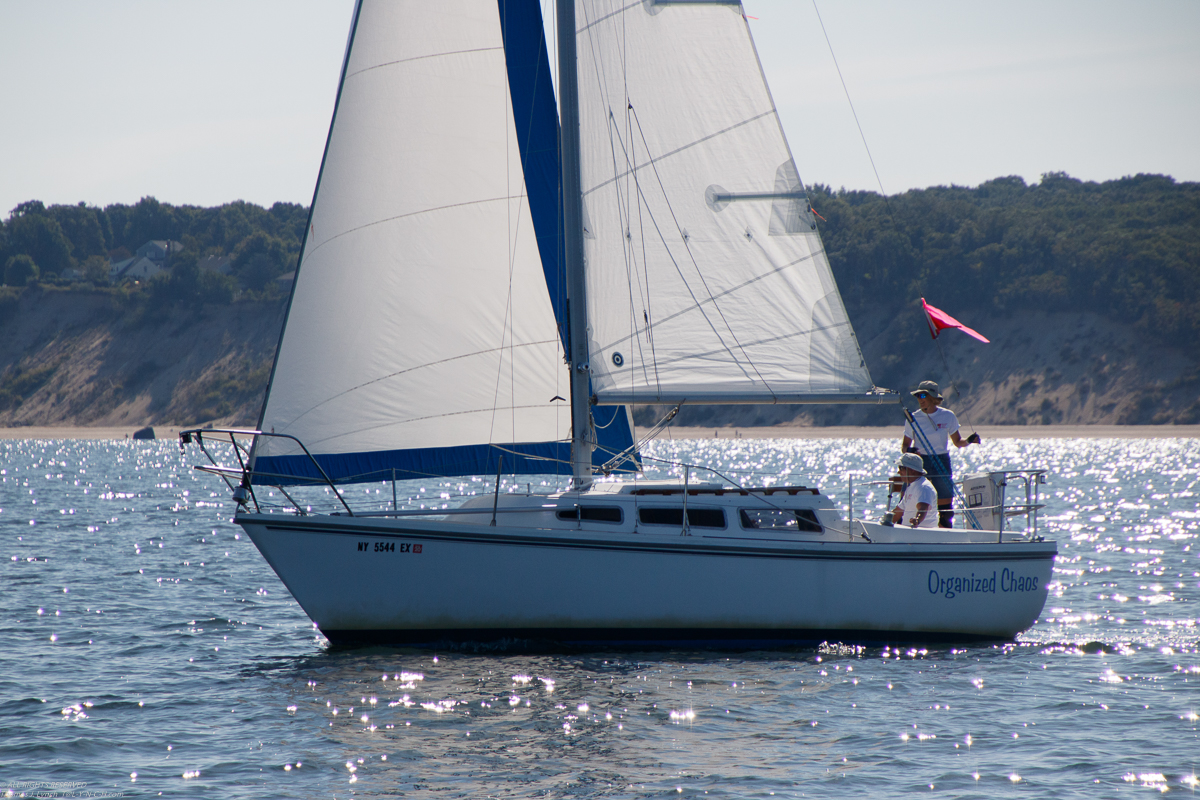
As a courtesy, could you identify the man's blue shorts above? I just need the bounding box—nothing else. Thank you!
[919,452,954,502]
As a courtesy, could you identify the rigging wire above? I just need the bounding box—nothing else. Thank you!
[814,0,990,439]
[811,0,890,206]
[930,333,981,437]
[627,106,771,389]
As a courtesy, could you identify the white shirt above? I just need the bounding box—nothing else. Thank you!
[903,407,960,455]
[899,476,938,528]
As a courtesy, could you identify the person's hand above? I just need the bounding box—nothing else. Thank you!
[966,432,981,445]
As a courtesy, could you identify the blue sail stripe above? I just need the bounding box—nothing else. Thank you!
[253,440,631,486]
[497,0,639,470]
[497,0,565,332]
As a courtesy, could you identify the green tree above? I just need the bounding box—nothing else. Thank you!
[79,254,110,283]
[4,254,39,286]
[5,201,74,274]
[147,250,234,306]
[110,196,180,252]
[49,202,108,260]
[233,231,289,291]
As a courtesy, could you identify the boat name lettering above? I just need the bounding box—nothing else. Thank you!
[927,569,1038,598]
[357,541,422,554]
[999,567,1037,593]
[928,570,995,598]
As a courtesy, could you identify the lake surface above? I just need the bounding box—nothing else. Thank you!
[1,435,1197,798]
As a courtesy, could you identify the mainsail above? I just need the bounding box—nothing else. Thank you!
[575,0,875,404]
[252,0,635,485]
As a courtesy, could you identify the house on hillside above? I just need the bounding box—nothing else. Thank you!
[109,239,185,282]
[136,240,185,264]
[109,256,163,281]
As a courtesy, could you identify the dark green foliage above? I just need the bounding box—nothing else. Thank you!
[78,254,110,283]
[3,202,73,278]
[2,173,1195,336]
[4,254,39,286]
[1,196,308,298]
[48,202,109,260]
[146,251,236,307]
[232,230,291,291]
[812,172,1200,347]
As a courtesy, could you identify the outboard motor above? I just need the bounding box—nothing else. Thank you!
[961,472,1007,531]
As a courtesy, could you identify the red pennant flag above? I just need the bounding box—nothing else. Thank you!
[921,298,990,343]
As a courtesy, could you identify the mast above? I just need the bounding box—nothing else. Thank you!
[557,0,594,489]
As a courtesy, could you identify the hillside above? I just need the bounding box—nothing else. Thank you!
[638,305,1200,430]
[0,286,283,428]
[3,284,1196,433]
[2,173,1197,431]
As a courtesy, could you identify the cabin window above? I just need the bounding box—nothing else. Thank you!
[739,508,823,533]
[556,506,623,523]
[637,507,726,528]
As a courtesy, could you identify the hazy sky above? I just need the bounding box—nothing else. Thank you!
[1,0,1196,215]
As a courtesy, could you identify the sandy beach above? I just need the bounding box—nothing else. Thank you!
[2,424,1199,441]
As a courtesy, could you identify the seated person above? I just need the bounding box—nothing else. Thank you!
[884,452,937,529]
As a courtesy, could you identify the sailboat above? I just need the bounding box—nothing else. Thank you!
[184,0,1056,645]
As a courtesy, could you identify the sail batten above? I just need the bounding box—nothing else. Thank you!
[582,109,777,199]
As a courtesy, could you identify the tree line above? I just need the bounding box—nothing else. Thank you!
[811,172,1200,352]
[0,196,308,305]
[3,173,1197,339]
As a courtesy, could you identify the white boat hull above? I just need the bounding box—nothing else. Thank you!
[237,511,1056,646]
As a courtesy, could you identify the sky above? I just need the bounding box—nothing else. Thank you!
[1,0,1197,216]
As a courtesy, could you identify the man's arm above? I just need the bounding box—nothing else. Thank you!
[910,502,930,527]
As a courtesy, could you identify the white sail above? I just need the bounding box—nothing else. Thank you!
[255,1,571,478]
[575,0,874,404]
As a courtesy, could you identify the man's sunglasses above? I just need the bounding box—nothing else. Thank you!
[914,392,930,399]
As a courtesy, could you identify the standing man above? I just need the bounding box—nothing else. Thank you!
[886,452,938,528]
[901,380,981,528]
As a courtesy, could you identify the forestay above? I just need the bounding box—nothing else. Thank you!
[575,0,875,404]
[252,0,634,485]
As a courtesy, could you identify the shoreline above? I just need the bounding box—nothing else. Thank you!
[0,426,188,441]
[2,424,1199,441]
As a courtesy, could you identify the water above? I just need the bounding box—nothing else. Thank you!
[1,435,1197,798]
